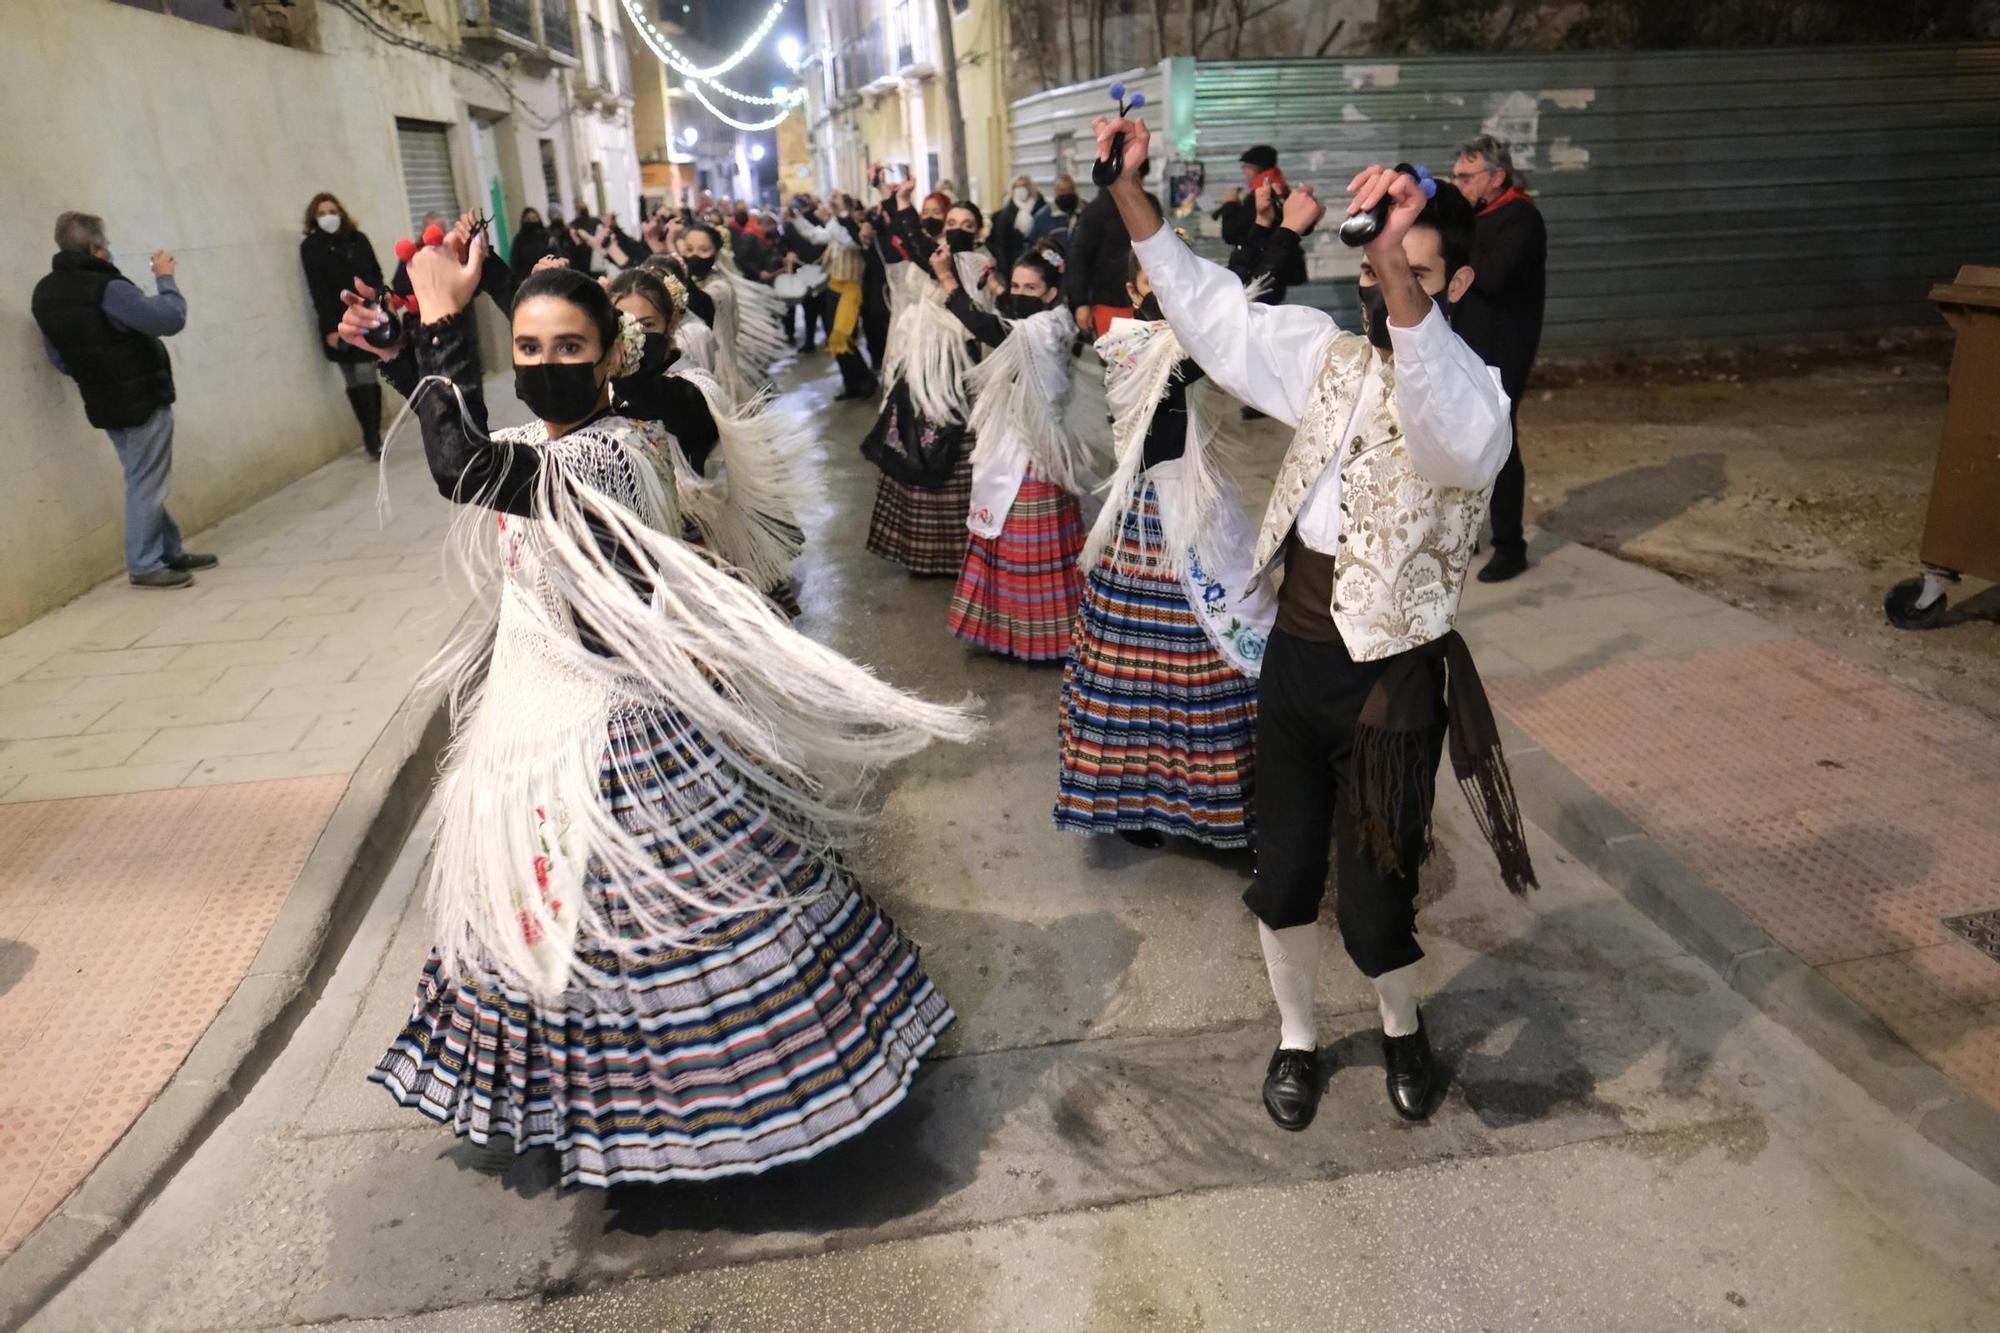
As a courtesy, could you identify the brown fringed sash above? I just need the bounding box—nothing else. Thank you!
[1352,631,1538,896]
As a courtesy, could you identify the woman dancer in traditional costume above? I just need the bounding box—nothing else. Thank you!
[607,265,811,613]
[932,245,1098,661]
[861,179,993,576]
[1056,242,1277,850]
[339,220,972,1185]
[676,222,789,406]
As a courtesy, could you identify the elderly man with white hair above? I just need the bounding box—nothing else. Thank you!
[1451,133,1547,585]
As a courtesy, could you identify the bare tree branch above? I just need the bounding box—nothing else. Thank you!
[1312,15,1347,56]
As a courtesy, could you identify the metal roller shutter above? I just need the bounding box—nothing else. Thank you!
[396,119,461,233]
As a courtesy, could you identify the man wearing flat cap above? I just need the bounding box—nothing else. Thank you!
[1217,146,1309,307]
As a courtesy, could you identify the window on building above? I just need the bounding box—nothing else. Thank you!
[892,0,914,68]
[950,0,969,14]
[540,139,563,214]
[108,0,311,46]
[927,151,941,190]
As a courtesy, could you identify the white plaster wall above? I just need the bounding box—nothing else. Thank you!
[0,0,610,634]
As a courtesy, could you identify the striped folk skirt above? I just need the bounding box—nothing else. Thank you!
[372,708,954,1188]
[1055,480,1259,849]
[947,477,1087,662]
[866,454,975,577]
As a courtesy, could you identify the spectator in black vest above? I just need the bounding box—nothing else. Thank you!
[1451,134,1547,583]
[299,192,386,457]
[33,212,216,589]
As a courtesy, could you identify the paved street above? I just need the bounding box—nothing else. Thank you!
[23,361,2000,1332]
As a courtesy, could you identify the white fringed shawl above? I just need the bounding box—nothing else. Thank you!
[654,367,815,591]
[1082,318,1238,577]
[711,246,791,391]
[966,306,1098,495]
[674,315,717,379]
[879,252,992,426]
[422,414,975,1001]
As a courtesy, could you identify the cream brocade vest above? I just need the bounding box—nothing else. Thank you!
[1251,333,1491,663]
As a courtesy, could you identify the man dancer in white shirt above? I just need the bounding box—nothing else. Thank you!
[1093,115,1535,1131]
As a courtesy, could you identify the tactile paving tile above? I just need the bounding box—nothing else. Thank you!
[1494,637,2000,1111]
[0,774,345,1258]
[1824,942,2000,1021]
[1942,909,2000,964]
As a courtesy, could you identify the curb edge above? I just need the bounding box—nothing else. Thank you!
[1498,715,2000,1188]
[0,656,457,1332]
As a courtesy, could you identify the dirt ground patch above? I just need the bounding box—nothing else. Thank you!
[1517,337,2000,724]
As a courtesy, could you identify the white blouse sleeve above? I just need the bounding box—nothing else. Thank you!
[1128,227,1336,429]
[1386,302,1514,490]
[790,216,852,251]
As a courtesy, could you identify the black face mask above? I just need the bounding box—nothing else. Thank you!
[997,293,1052,320]
[921,216,945,237]
[634,330,672,377]
[514,360,604,424]
[685,254,715,281]
[1055,193,1079,213]
[945,229,976,254]
[1136,294,1164,322]
[1358,285,1393,350]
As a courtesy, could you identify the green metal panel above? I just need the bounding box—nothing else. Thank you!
[1010,44,2000,350]
[1188,44,2000,349]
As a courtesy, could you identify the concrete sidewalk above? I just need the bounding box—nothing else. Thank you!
[1460,534,2000,1156]
[0,382,519,1270]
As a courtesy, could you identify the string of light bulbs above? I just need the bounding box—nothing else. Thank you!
[687,81,797,131]
[618,0,787,82]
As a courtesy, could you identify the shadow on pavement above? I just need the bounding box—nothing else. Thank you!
[1537,452,1729,550]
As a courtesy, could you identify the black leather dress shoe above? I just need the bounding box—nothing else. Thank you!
[1383,1019,1438,1121]
[1262,1046,1322,1131]
[1476,548,1528,583]
[166,552,219,572]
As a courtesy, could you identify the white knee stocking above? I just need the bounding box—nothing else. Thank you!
[1258,921,1320,1052]
[1372,961,1422,1038]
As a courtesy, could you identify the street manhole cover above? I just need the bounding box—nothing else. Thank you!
[1941,909,2000,964]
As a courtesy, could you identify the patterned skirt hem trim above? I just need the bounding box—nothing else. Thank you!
[368,993,954,1188]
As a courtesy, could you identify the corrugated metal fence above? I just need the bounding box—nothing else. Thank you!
[1008,66,1169,190]
[1008,45,2000,351]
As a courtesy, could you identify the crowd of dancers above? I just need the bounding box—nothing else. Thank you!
[328,110,1534,1191]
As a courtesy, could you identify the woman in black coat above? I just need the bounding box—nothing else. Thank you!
[508,206,565,288]
[300,192,387,456]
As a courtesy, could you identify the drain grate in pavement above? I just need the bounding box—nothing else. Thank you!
[1942,909,2000,964]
